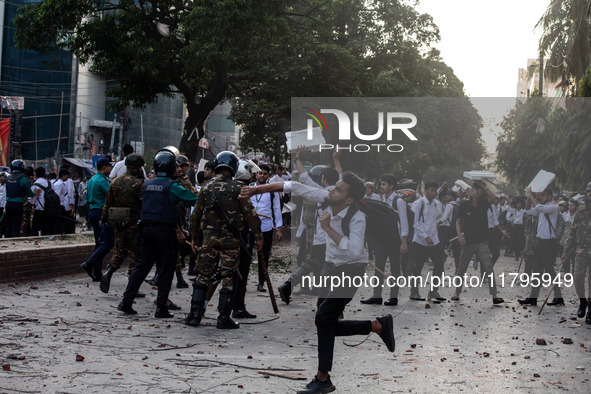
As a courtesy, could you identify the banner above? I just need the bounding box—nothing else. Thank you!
[0,118,9,167]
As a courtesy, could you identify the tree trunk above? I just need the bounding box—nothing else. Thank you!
[178,72,230,162]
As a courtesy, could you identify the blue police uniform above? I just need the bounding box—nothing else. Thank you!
[120,177,197,315]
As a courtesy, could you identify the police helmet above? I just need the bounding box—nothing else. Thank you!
[10,159,25,173]
[309,165,328,185]
[214,151,239,176]
[177,155,189,166]
[162,145,180,158]
[234,160,260,182]
[125,153,145,169]
[153,149,177,177]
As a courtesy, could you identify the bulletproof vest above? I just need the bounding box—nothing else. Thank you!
[6,173,25,199]
[201,176,244,235]
[141,178,177,224]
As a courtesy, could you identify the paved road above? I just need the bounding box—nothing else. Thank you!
[1,253,590,393]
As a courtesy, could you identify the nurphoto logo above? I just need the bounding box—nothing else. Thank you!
[303,107,418,153]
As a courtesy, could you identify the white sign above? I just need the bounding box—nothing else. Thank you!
[285,127,325,153]
[455,179,471,192]
[463,170,497,180]
[528,170,555,193]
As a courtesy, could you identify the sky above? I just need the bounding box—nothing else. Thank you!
[414,0,552,153]
[414,0,551,97]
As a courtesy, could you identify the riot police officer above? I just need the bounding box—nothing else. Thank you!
[118,149,197,318]
[185,151,263,329]
[5,160,39,238]
[100,153,145,293]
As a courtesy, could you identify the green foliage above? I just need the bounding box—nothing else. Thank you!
[15,0,484,174]
[577,66,591,97]
[496,97,591,190]
[537,0,591,94]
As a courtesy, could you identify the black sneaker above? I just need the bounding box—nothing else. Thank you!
[384,298,398,306]
[518,298,537,306]
[377,314,395,352]
[297,375,336,394]
[547,298,565,306]
[427,291,446,302]
[232,310,257,319]
[409,293,425,301]
[117,302,137,315]
[257,283,267,292]
[360,297,383,305]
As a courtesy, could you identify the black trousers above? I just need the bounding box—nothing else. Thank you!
[233,228,252,311]
[123,223,178,309]
[488,228,501,266]
[407,241,445,293]
[257,230,274,285]
[315,263,372,372]
[5,201,23,238]
[529,238,562,299]
[511,224,525,258]
[370,238,401,298]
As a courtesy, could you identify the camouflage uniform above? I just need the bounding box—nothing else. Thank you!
[101,172,144,273]
[191,173,262,292]
[564,205,591,300]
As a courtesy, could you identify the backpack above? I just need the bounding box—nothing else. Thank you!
[33,182,61,219]
[394,195,415,241]
[342,198,400,241]
[545,212,566,241]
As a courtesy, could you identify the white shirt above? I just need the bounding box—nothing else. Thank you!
[77,181,87,206]
[110,159,147,180]
[299,172,334,245]
[31,178,49,211]
[411,196,442,246]
[487,205,499,229]
[324,205,367,266]
[563,211,576,225]
[440,201,455,227]
[506,207,524,225]
[249,185,283,232]
[65,178,75,208]
[53,179,70,210]
[283,181,329,203]
[526,202,559,239]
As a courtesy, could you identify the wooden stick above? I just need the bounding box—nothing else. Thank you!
[260,251,279,313]
[256,212,272,219]
[257,370,306,380]
[367,261,387,278]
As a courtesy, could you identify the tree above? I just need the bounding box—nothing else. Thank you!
[230,0,483,177]
[496,97,591,190]
[14,0,287,160]
[537,0,591,94]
